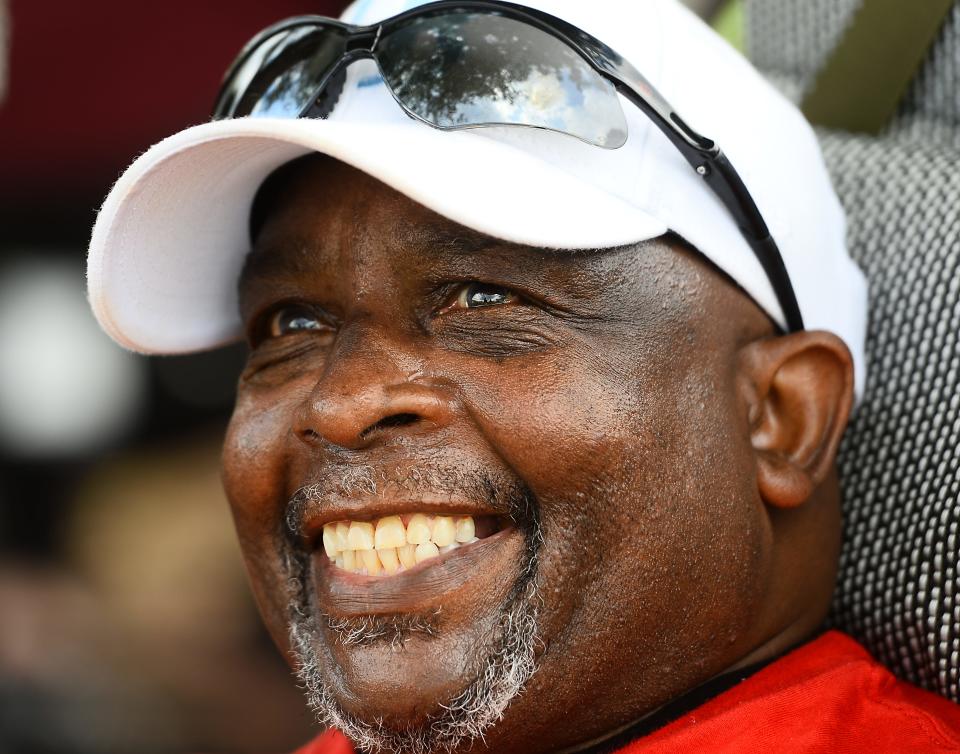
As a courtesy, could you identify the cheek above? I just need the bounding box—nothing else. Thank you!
[455,347,768,710]
[223,391,292,531]
[221,387,305,650]
[455,348,662,605]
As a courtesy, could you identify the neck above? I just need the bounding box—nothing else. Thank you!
[555,627,821,754]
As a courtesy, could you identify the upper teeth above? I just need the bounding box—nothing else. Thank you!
[322,514,478,575]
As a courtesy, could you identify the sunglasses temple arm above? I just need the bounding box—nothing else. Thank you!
[700,152,805,332]
[745,235,805,332]
[615,83,804,332]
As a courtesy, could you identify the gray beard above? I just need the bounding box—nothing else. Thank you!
[289,576,540,754]
[282,465,543,754]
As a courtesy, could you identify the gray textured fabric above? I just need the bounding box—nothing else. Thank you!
[900,3,960,127]
[745,1,960,702]
[747,0,960,136]
[746,0,862,94]
[822,131,960,702]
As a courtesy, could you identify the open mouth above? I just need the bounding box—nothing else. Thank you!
[321,513,508,576]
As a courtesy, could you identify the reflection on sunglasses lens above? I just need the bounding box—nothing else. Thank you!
[378,12,627,147]
[244,28,347,118]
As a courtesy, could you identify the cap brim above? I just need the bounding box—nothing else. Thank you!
[87,117,667,354]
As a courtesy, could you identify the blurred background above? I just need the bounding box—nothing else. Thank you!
[0,1,738,752]
[0,2,350,751]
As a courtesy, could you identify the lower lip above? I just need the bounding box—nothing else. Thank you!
[311,526,524,617]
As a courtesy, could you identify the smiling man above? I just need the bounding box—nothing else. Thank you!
[87,0,960,752]
[226,153,855,754]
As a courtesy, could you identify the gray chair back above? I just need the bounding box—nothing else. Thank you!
[746,0,960,702]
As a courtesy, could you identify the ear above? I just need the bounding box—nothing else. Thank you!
[738,331,855,509]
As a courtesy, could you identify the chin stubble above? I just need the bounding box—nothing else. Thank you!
[284,469,543,754]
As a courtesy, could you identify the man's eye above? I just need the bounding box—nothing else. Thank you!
[267,305,324,337]
[454,283,519,310]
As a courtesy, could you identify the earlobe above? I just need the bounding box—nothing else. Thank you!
[739,331,855,509]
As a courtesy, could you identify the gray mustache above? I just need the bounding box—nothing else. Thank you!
[284,462,537,542]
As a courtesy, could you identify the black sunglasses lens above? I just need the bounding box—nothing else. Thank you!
[215,27,297,119]
[222,26,348,119]
[378,12,627,148]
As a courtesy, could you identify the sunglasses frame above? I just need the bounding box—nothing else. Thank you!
[214,0,804,332]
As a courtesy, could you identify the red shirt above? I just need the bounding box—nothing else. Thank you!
[295,631,960,753]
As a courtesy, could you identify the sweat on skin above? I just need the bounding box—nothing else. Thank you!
[220,154,855,754]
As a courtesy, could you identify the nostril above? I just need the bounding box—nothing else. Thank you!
[360,412,420,439]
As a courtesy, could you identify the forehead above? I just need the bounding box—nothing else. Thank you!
[249,154,494,248]
[240,155,641,298]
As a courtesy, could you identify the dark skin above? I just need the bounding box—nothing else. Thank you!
[221,155,854,753]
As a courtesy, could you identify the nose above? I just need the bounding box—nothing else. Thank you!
[292,332,455,451]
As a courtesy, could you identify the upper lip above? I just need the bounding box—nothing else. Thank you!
[297,493,506,551]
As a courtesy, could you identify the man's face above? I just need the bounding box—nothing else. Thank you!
[222,157,776,753]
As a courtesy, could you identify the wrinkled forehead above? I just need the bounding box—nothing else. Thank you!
[241,154,532,284]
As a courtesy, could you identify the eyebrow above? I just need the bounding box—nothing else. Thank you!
[405,223,505,257]
[410,222,641,260]
[237,239,316,293]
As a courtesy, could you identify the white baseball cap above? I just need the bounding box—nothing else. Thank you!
[86,0,868,395]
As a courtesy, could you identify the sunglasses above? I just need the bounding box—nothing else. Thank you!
[213,0,803,332]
